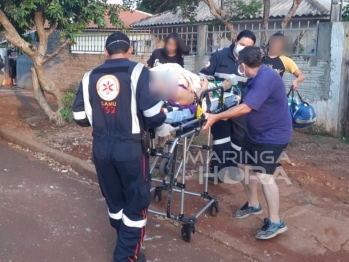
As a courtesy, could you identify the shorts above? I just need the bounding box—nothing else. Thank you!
[240,138,288,175]
[9,66,16,78]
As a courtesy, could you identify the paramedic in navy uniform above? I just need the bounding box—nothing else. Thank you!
[72,32,167,262]
[199,30,256,178]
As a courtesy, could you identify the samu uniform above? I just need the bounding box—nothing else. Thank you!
[73,59,166,262]
[200,45,247,172]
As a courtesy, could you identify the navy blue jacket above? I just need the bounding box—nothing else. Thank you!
[200,45,241,82]
[73,58,166,140]
[200,46,248,143]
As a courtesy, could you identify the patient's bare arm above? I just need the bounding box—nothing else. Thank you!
[169,78,232,106]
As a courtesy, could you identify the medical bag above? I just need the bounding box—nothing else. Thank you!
[287,88,316,129]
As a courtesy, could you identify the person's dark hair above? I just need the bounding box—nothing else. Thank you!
[271,32,286,41]
[268,32,286,46]
[238,46,263,68]
[236,30,257,44]
[105,31,130,55]
[164,32,190,57]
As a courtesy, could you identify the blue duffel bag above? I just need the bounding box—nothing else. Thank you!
[287,88,316,129]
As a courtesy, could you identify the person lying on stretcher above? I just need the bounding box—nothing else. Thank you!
[149,63,234,107]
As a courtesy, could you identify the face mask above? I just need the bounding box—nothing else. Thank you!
[238,64,249,79]
[235,44,245,56]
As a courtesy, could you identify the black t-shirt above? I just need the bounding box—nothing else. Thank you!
[147,48,184,68]
[263,56,299,78]
[7,48,18,67]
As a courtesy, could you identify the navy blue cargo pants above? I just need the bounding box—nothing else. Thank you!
[93,134,150,262]
[210,119,245,173]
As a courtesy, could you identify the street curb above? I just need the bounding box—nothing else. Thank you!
[0,126,97,182]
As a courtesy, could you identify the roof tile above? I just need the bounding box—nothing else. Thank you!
[132,0,330,27]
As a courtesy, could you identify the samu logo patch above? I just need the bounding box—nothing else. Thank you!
[96,75,120,101]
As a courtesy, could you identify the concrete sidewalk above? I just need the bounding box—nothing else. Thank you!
[0,141,249,262]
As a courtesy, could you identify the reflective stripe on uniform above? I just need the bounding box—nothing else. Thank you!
[73,111,86,120]
[143,101,164,118]
[82,71,93,126]
[108,209,123,220]
[130,63,144,134]
[122,214,147,228]
[231,142,242,151]
[212,136,231,145]
[214,72,248,83]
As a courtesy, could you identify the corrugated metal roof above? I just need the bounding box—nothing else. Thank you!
[133,1,212,27]
[133,0,330,27]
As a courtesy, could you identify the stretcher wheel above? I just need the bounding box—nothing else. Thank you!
[154,190,162,204]
[159,158,170,177]
[211,205,218,217]
[181,227,192,242]
[210,202,219,217]
[181,225,195,243]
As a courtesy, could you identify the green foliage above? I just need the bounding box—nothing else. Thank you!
[129,0,262,23]
[225,0,263,22]
[299,124,327,137]
[37,131,46,137]
[60,90,76,123]
[343,2,349,22]
[0,0,123,41]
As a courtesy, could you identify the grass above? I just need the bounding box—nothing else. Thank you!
[340,136,349,144]
[299,124,327,136]
[193,136,204,146]
[37,131,46,138]
[301,197,317,205]
[151,168,159,178]
[60,90,77,123]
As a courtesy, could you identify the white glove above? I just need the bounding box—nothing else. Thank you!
[155,124,174,137]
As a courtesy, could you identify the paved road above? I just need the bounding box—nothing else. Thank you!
[0,141,249,262]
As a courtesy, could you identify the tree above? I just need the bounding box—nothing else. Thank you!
[261,0,270,47]
[131,0,263,30]
[260,0,303,51]
[0,1,122,125]
[281,0,303,29]
[343,1,349,21]
[137,0,198,14]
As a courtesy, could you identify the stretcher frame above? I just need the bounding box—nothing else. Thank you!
[148,86,236,242]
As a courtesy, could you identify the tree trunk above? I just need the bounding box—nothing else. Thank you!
[31,66,64,126]
[261,0,271,48]
[281,0,303,29]
[293,29,306,53]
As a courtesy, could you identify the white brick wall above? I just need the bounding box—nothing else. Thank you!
[283,57,328,103]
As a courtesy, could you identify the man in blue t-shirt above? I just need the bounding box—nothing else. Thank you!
[204,46,292,240]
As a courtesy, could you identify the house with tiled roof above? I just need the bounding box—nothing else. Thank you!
[71,9,152,54]
[133,0,330,27]
[131,0,330,54]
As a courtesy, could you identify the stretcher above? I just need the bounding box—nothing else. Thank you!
[148,84,240,242]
